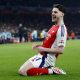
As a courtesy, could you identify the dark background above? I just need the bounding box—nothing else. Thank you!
[0,0,80,35]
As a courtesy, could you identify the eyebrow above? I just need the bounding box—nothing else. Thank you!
[52,10,58,13]
[54,11,58,13]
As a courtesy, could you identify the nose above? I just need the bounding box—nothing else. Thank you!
[52,12,55,16]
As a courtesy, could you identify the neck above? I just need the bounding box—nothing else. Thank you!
[55,17,64,26]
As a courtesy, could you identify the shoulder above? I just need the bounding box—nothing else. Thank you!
[57,24,67,37]
[58,24,67,31]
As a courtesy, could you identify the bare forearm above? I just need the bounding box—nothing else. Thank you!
[32,44,64,54]
[37,47,64,54]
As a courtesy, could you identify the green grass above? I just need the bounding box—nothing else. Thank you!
[0,40,80,80]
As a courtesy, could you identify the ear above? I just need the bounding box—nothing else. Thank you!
[62,13,64,16]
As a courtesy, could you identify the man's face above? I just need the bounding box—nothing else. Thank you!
[52,8,63,23]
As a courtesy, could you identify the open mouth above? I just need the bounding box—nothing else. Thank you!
[52,15,56,19]
[52,15,57,20]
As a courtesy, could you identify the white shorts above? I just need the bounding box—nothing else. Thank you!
[29,53,56,68]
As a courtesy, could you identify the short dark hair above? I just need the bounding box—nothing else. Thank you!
[53,4,66,13]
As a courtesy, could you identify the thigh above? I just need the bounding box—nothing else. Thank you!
[19,54,43,71]
[29,54,43,68]
[19,59,34,72]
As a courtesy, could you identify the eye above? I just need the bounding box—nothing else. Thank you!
[54,11,58,13]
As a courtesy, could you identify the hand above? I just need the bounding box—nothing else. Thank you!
[32,44,37,50]
[32,44,41,50]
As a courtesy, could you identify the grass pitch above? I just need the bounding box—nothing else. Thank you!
[0,40,80,80]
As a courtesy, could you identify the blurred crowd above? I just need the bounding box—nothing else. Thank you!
[0,22,79,44]
[0,12,80,44]
[0,23,48,44]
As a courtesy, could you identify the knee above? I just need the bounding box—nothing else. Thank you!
[18,68,27,76]
[18,69,23,75]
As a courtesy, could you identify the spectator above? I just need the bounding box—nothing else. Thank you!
[70,31,75,39]
[32,30,38,41]
[18,24,24,43]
